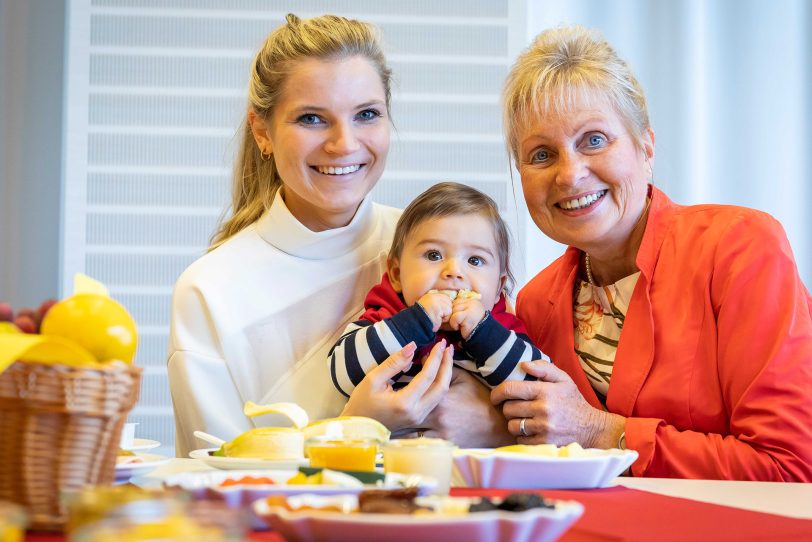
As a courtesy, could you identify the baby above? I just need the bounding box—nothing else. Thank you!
[329,182,550,397]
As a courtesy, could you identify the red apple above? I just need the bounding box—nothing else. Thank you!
[13,315,36,334]
[0,303,12,322]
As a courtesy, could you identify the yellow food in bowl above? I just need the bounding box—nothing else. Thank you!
[496,442,588,457]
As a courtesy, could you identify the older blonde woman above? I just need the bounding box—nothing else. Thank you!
[491,26,812,480]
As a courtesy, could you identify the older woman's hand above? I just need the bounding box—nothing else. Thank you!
[421,367,514,447]
[340,340,454,431]
[491,361,626,449]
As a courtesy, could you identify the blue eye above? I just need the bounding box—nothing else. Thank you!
[297,114,323,125]
[426,250,442,261]
[356,109,381,121]
[468,256,484,266]
[585,133,607,148]
[531,149,550,164]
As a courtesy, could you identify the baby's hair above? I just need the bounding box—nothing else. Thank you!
[388,182,515,293]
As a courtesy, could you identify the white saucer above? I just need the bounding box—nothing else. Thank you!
[122,438,161,451]
[189,448,309,470]
[115,453,171,483]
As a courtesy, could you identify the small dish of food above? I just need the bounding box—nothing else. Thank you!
[252,487,583,542]
[453,443,638,489]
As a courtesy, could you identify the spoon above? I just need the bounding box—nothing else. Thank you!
[194,430,225,447]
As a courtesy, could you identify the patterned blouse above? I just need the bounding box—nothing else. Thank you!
[573,272,641,406]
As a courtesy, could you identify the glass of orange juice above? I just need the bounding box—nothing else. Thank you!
[305,437,379,472]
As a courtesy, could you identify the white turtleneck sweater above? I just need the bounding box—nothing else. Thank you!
[167,193,401,457]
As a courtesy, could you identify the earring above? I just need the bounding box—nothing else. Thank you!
[260,148,272,161]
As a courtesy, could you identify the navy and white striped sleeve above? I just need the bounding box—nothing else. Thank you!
[463,315,550,387]
[329,305,435,397]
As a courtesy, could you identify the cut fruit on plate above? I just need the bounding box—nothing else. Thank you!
[496,443,588,457]
[213,427,304,460]
[244,401,309,429]
[302,417,390,443]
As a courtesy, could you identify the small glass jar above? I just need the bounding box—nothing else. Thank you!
[382,438,456,495]
[305,436,379,472]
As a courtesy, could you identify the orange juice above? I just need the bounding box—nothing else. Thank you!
[305,438,378,471]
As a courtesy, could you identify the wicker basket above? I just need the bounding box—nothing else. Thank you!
[0,361,142,531]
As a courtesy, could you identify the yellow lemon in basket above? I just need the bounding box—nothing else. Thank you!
[41,294,137,364]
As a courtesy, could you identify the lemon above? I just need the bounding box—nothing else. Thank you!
[243,401,309,429]
[41,294,137,364]
[302,416,390,443]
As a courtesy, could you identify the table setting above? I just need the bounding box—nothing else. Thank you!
[2,276,812,542]
[16,412,812,542]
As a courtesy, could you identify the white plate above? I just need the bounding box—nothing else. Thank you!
[115,453,171,483]
[165,469,436,508]
[189,448,310,470]
[453,448,638,489]
[253,495,584,542]
[122,438,161,452]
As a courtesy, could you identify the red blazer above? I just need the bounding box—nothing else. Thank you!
[517,186,812,481]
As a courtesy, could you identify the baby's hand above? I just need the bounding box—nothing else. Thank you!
[449,298,487,339]
[417,291,453,332]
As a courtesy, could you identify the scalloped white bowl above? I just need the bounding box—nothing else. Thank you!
[254,496,584,542]
[453,448,638,489]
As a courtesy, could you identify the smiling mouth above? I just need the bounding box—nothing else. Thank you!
[557,190,608,210]
[313,164,363,175]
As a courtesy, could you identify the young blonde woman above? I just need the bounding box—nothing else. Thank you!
[168,14,510,456]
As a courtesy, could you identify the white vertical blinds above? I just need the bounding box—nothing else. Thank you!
[64,0,516,454]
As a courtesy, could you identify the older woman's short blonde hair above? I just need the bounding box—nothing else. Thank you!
[503,25,650,162]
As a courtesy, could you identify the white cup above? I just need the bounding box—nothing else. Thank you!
[119,422,138,449]
[382,438,455,495]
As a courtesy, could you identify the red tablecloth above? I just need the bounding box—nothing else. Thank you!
[25,486,812,542]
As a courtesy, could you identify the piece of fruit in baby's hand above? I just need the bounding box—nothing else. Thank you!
[428,289,481,301]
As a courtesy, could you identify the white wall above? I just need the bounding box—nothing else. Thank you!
[0,0,66,307]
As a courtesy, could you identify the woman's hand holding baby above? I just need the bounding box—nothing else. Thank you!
[340,339,454,430]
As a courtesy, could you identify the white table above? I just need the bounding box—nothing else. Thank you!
[139,458,812,520]
[617,477,812,519]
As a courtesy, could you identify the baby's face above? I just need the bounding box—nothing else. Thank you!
[389,213,505,309]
